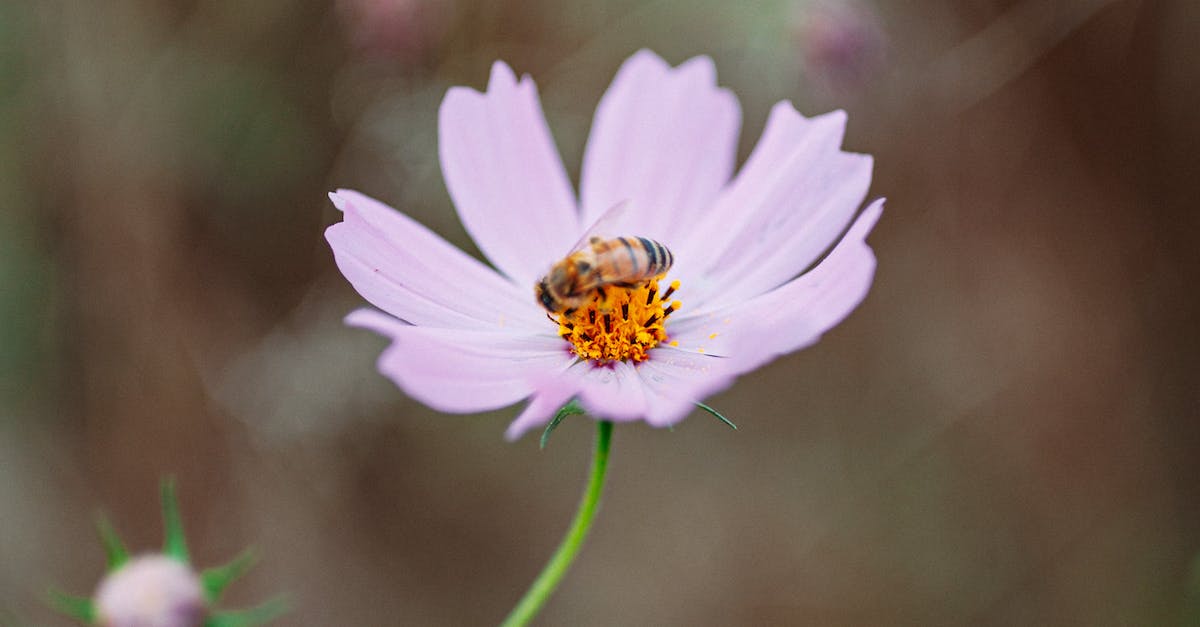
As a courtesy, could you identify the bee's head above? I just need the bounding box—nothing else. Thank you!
[535,279,558,312]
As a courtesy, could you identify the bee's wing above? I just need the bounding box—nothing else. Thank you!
[567,200,631,253]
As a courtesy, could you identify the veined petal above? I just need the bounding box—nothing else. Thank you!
[676,104,870,308]
[683,200,882,374]
[326,190,543,331]
[637,347,735,427]
[504,377,580,441]
[439,61,580,286]
[575,361,651,422]
[504,349,734,437]
[579,50,741,243]
[348,309,574,413]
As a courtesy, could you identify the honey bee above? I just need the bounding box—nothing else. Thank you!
[535,235,674,313]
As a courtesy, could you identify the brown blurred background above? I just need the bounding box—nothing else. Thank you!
[3,0,1199,625]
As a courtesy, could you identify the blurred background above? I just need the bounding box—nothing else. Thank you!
[2,0,1199,624]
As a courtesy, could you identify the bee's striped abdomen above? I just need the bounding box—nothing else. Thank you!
[537,235,675,313]
[593,236,673,283]
[635,236,672,276]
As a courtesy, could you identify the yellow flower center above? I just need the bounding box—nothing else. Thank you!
[551,279,681,364]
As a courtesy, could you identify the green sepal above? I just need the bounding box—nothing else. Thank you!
[159,477,189,563]
[540,399,585,449]
[204,597,289,627]
[46,588,96,624]
[95,515,129,571]
[201,549,257,604]
[696,402,738,430]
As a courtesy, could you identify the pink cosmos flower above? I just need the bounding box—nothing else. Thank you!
[327,49,883,440]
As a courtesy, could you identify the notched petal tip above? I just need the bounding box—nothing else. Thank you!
[439,86,484,120]
[765,101,849,139]
[852,198,886,238]
[621,49,722,87]
[823,108,849,123]
[809,108,850,145]
[488,60,518,89]
[327,190,348,212]
[676,53,719,84]
[625,48,670,71]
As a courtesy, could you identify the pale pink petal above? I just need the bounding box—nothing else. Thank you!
[327,190,543,331]
[575,361,651,422]
[678,200,882,374]
[661,314,739,358]
[439,61,580,285]
[579,50,741,243]
[504,350,735,435]
[674,104,870,309]
[347,309,574,413]
[636,347,735,427]
[504,376,580,441]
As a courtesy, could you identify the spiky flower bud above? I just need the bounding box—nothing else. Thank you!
[49,479,285,627]
[94,555,205,627]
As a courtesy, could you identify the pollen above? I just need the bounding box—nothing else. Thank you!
[551,278,678,364]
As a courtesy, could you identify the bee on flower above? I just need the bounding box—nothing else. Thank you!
[534,219,675,316]
[326,49,883,440]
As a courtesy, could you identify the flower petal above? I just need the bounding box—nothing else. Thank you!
[503,377,579,441]
[636,347,735,427]
[326,190,543,331]
[579,50,741,243]
[347,309,574,413]
[439,61,580,285]
[575,361,651,422]
[675,104,871,309]
[503,349,734,432]
[679,200,882,374]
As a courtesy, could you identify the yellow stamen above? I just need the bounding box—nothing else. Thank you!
[551,278,677,364]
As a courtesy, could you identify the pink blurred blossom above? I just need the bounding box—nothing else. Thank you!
[327,50,883,439]
[94,555,205,627]
[336,0,449,61]
[794,0,887,95]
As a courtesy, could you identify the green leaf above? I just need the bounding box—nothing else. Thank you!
[204,597,289,627]
[95,515,129,571]
[46,588,95,624]
[540,399,585,450]
[201,549,257,604]
[160,477,189,563]
[696,402,738,430]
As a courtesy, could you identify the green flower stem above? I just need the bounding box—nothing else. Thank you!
[501,420,614,627]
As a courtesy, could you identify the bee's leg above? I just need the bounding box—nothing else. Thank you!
[563,308,577,318]
[612,281,637,289]
[594,286,607,301]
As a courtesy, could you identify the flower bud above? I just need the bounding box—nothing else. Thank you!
[94,555,205,627]
[793,0,886,96]
[336,0,449,61]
